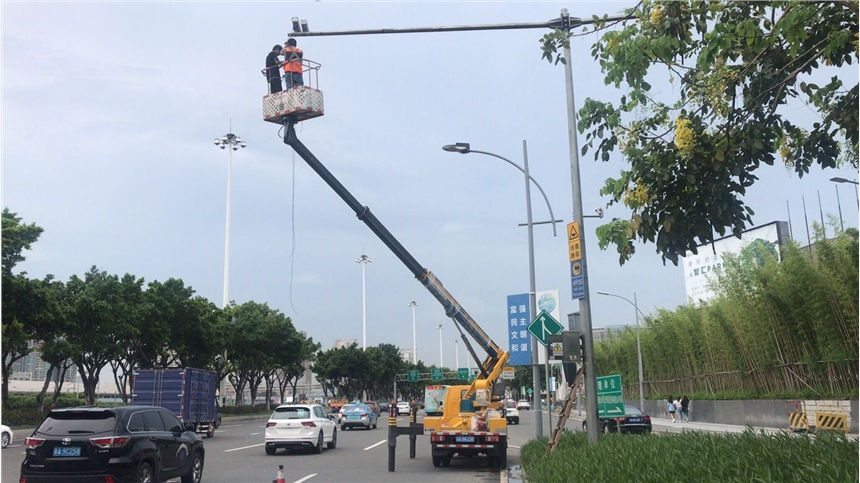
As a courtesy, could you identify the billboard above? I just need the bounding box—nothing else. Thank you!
[506,290,560,366]
[681,221,790,302]
[506,293,531,366]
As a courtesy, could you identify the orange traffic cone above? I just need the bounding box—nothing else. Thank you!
[273,464,285,483]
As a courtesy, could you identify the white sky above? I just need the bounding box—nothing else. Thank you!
[3,1,858,370]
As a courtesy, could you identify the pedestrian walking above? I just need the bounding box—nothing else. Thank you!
[681,395,691,422]
[265,44,285,94]
[283,38,304,88]
[667,395,677,422]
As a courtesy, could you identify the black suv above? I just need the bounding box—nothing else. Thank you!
[20,405,204,483]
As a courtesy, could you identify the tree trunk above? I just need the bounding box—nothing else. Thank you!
[50,364,71,408]
[37,365,56,412]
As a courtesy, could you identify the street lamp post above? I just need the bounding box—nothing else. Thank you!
[356,254,372,350]
[596,291,646,411]
[442,141,558,439]
[830,177,859,207]
[409,301,419,363]
[214,131,246,405]
[455,339,460,368]
[437,324,444,367]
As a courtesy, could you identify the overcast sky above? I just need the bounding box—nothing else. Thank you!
[3,1,858,371]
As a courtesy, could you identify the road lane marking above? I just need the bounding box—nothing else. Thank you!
[364,440,386,451]
[249,432,260,436]
[224,443,266,452]
[509,444,521,449]
[294,474,317,483]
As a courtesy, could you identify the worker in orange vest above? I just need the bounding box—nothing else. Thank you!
[283,38,304,88]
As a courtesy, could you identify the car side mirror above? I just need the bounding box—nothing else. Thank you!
[184,422,196,433]
[329,415,336,421]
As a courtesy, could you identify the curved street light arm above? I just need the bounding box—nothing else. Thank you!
[596,291,647,322]
[469,149,559,237]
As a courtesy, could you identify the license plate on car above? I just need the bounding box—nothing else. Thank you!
[628,418,640,423]
[348,415,360,419]
[454,436,475,443]
[53,446,81,457]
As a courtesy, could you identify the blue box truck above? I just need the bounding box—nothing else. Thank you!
[132,367,219,438]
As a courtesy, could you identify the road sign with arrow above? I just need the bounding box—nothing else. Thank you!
[527,310,563,346]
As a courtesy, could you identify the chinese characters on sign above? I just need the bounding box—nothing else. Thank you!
[506,293,531,366]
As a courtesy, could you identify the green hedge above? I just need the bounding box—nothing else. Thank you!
[521,429,858,483]
[2,393,93,427]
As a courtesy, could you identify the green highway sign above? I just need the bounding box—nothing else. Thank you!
[597,374,624,417]
[458,368,469,381]
[527,310,564,346]
[431,368,444,381]
[527,388,533,395]
[407,370,419,382]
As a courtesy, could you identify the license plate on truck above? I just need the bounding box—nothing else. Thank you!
[454,436,475,443]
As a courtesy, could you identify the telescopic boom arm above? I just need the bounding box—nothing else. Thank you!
[282,118,506,381]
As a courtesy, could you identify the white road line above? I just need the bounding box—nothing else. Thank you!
[509,444,521,449]
[249,432,260,436]
[224,442,265,452]
[294,474,317,483]
[364,440,387,451]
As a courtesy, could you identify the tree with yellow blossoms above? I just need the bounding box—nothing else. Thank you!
[541,1,858,265]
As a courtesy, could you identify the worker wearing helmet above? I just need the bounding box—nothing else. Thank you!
[283,38,304,88]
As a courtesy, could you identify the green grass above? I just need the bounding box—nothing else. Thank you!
[520,429,859,483]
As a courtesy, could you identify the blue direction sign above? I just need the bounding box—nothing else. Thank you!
[597,374,624,417]
[527,310,564,346]
[430,368,443,381]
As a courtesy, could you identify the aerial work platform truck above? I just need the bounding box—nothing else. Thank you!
[263,59,508,469]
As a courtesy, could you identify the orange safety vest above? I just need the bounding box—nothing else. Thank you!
[283,46,303,73]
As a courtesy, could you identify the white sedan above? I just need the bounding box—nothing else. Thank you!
[265,404,337,455]
[396,401,411,415]
[1,424,11,448]
[517,399,531,410]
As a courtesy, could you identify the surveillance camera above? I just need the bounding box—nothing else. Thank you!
[595,207,604,218]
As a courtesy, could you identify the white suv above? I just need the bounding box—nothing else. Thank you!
[517,399,531,410]
[265,404,337,455]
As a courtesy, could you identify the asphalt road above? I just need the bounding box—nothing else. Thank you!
[2,412,519,483]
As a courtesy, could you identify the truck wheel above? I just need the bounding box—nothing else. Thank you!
[498,448,507,469]
[432,455,442,467]
[206,427,214,438]
[441,455,451,467]
[486,455,496,467]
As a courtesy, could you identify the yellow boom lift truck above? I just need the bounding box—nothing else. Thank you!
[263,69,508,469]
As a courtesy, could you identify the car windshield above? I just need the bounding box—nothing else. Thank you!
[624,405,644,416]
[271,407,311,420]
[341,404,359,412]
[37,411,116,436]
[506,401,517,409]
[344,405,369,413]
[397,402,409,406]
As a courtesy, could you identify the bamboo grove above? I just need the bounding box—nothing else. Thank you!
[594,227,859,400]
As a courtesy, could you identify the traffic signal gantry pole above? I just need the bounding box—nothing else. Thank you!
[289,8,628,443]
